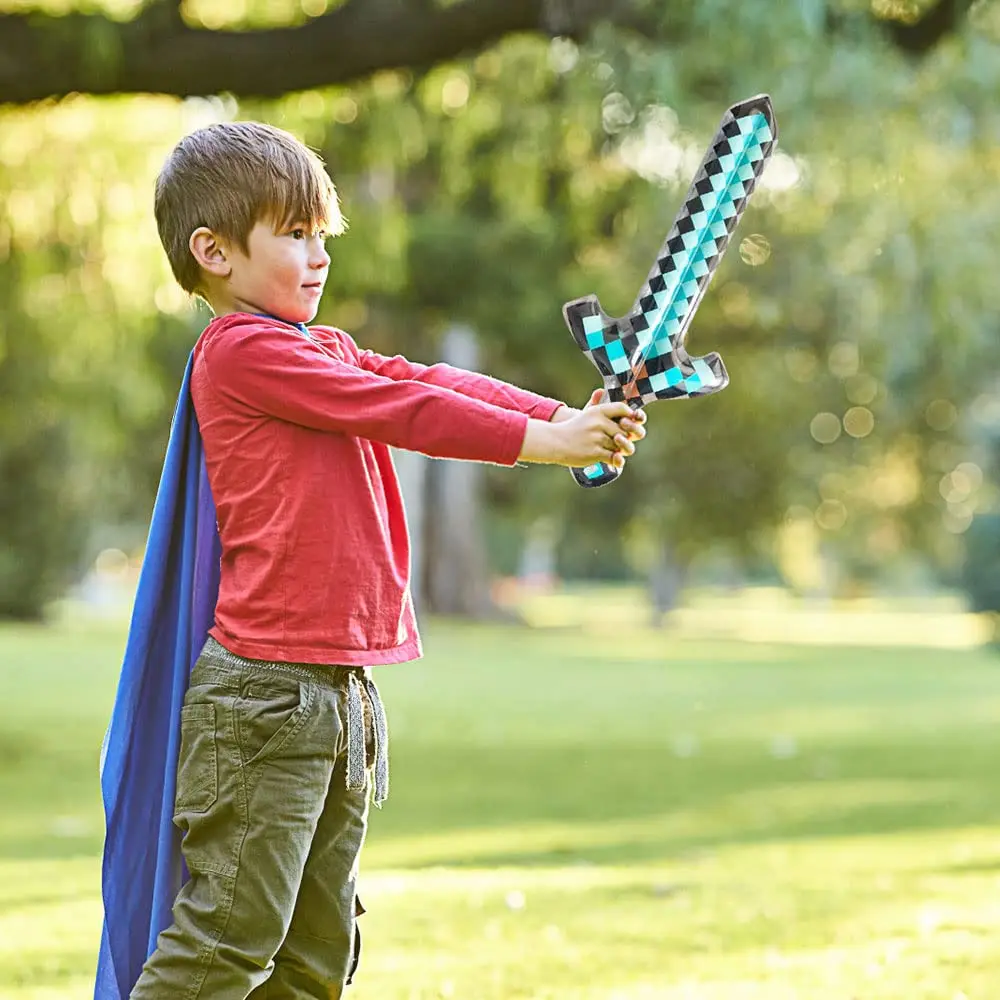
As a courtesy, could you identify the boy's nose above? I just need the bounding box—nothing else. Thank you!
[308,236,330,269]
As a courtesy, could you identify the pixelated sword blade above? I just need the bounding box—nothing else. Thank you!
[623,94,778,389]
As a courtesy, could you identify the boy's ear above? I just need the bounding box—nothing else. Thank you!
[189,227,232,279]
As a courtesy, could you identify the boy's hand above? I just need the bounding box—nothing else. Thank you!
[548,391,647,470]
[583,389,646,461]
[521,391,647,469]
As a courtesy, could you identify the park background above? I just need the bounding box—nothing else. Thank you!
[4,0,1000,997]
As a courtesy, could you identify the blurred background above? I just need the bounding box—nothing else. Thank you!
[4,1,1000,997]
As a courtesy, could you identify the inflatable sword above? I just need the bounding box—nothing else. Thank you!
[562,94,778,488]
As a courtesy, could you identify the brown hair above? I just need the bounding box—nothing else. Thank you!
[154,121,345,293]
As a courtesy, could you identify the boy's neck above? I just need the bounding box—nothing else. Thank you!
[209,306,310,336]
[253,311,310,335]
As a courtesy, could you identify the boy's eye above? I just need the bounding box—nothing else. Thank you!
[290,227,329,241]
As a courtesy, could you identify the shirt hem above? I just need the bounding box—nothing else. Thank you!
[208,625,423,667]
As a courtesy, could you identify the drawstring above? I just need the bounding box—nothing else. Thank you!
[345,672,389,807]
[366,677,390,806]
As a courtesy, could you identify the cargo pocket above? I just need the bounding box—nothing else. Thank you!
[175,703,218,814]
[346,895,365,986]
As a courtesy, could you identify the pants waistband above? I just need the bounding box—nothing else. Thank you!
[199,636,389,806]
[200,636,371,688]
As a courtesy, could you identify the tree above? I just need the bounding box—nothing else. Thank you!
[0,96,200,619]
[0,270,87,619]
[3,0,1000,621]
[0,0,978,105]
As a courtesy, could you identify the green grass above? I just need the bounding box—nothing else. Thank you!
[4,611,1000,998]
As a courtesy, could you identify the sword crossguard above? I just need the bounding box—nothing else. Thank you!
[563,296,728,488]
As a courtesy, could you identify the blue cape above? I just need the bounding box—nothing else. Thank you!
[94,351,221,999]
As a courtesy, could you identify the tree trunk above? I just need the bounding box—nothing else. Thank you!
[421,325,498,618]
[390,445,429,615]
[648,540,686,626]
[518,517,559,589]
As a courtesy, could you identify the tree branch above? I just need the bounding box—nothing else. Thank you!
[0,0,973,106]
[880,0,974,55]
[825,0,975,56]
[0,0,647,105]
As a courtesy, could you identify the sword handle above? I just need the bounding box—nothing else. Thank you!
[569,394,643,490]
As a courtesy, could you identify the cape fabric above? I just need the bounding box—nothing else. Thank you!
[94,351,221,999]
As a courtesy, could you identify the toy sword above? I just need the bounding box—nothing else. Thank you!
[563,94,778,488]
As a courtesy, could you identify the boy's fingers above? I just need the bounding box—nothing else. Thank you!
[599,416,625,439]
[599,402,633,420]
[615,433,636,456]
[587,400,646,422]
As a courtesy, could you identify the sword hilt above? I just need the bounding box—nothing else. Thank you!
[567,386,645,490]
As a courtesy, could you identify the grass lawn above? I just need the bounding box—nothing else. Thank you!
[3,608,1000,998]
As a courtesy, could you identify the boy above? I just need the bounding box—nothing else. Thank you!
[130,120,645,999]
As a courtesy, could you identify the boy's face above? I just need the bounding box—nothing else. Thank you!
[215,219,331,324]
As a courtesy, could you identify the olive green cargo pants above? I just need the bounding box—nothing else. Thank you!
[130,636,388,999]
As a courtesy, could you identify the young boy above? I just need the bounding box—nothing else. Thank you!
[130,120,645,999]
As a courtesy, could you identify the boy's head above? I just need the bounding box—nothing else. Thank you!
[155,121,345,323]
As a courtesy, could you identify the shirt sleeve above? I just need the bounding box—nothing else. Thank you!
[340,334,565,422]
[200,320,529,466]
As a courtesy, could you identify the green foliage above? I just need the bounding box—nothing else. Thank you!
[4,3,1000,612]
[0,257,88,619]
[284,17,1000,586]
[0,422,86,621]
[0,97,197,617]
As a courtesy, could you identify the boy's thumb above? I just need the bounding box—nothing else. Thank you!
[588,388,606,407]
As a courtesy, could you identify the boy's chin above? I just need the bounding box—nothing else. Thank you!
[273,304,319,325]
[299,300,322,324]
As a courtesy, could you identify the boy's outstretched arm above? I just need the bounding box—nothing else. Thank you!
[344,333,565,421]
[201,320,532,466]
[344,334,644,442]
[201,320,642,472]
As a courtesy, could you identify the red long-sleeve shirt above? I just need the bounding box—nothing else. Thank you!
[190,313,563,665]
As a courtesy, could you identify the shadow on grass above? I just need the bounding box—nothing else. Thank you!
[4,951,100,991]
[0,887,98,915]
[364,738,1000,869]
[935,859,1000,876]
[0,732,105,862]
[0,731,1000,868]
[4,722,999,872]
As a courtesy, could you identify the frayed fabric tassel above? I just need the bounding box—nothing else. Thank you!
[345,672,389,806]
